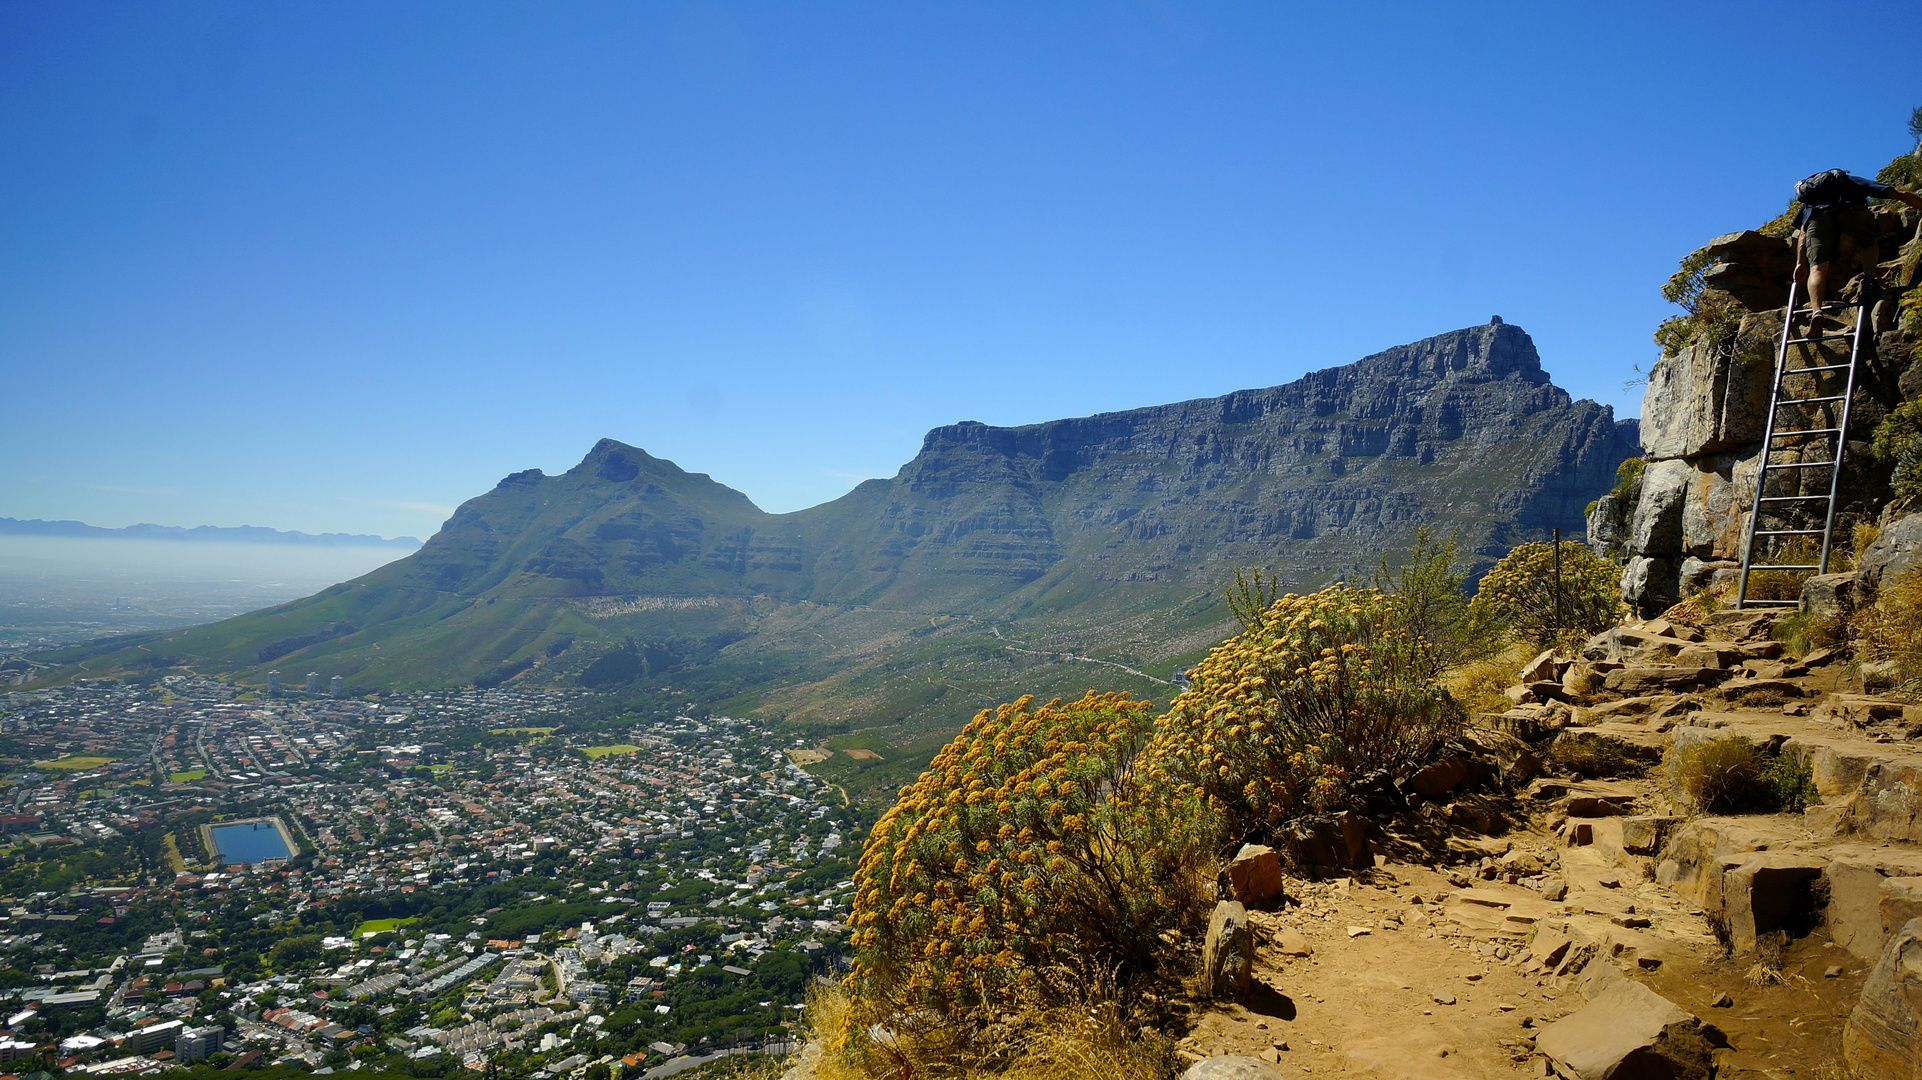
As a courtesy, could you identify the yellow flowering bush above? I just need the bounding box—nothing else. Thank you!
[1469,540,1623,647]
[844,691,1210,1036]
[1141,585,1463,833]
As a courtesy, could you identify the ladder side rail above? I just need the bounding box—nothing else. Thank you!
[1737,280,1804,609]
[1816,299,1869,574]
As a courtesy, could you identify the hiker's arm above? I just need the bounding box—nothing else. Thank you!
[1893,189,1922,212]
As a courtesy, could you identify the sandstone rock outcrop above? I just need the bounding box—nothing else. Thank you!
[1227,844,1287,910]
[1536,979,1718,1080]
[1844,916,1922,1080]
[1857,512,1922,599]
[1606,203,1922,614]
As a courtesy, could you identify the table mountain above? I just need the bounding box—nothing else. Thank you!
[35,320,1635,758]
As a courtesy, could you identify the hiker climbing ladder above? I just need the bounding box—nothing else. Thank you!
[1734,280,1869,608]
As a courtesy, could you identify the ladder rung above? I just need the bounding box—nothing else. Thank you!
[1769,429,1840,438]
[1758,495,1828,502]
[1792,298,1870,312]
[1776,395,1848,405]
[1762,460,1837,469]
[1749,564,1821,570]
[1753,529,1826,536]
[1781,364,1852,374]
[1739,599,1801,607]
[1787,334,1855,344]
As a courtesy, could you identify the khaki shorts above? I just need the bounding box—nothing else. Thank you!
[1803,205,1878,266]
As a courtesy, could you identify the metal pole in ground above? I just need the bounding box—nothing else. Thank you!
[1552,527,1564,635]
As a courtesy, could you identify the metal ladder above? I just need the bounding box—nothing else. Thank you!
[1734,279,1869,608]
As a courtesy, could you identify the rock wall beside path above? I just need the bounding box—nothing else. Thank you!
[1603,214,1922,614]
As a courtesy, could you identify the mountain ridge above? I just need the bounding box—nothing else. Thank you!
[0,517,421,548]
[28,321,1636,764]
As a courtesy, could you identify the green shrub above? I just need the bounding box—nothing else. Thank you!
[1764,750,1819,813]
[1471,541,1624,648]
[845,692,1210,1040]
[1770,610,1846,658]
[1142,585,1464,836]
[1872,400,1922,501]
[1671,738,1817,813]
[1654,252,1744,359]
[1372,527,1507,680]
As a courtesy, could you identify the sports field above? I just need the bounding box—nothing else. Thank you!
[37,755,118,771]
[581,744,641,759]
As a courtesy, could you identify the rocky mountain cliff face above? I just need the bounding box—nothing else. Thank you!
[39,321,1635,742]
[1597,211,1922,614]
[800,321,1636,613]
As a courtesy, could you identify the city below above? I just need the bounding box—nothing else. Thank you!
[0,676,858,1078]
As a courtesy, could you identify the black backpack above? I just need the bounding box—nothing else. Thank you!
[1796,169,1867,207]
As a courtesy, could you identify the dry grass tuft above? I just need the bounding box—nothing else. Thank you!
[1548,734,1639,779]
[1444,642,1533,716]
[1856,567,1922,689]
[1673,737,1767,812]
[1670,738,1817,813]
[796,981,1171,1080]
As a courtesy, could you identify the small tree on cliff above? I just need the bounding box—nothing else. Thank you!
[1470,540,1622,648]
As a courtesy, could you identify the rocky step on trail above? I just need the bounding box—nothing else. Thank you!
[1178,608,1922,1079]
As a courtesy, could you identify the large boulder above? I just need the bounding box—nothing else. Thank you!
[1697,230,1796,312]
[1639,333,1773,461]
[1678,556,1737,597]
[1844,917,1922,1080]
[1603,666,1728,695]
[1826,852,1922,961]
[1629,458,1693,554]
[1536,978,1719,1080]
[1407,756,1470,799]
[1278,811,1370,875]
[1802,573,1856,619]
[1582,627,1685,665]
[1857,514,1922,598]
[1621,815,1680,856]
[1680,454,1744,559]
[1588,491,1630,554]
[1621,557,1679,614]
[1200,900,1252,1000]
[1226,844,1286,910]
[1884,879,1922,950]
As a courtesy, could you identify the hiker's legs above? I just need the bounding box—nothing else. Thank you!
[1807,260,1832,314]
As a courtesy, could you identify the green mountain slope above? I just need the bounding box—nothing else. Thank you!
[34,322,1635,750]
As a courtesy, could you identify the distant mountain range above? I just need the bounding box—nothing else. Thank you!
[29,322,1635,781]
[0,518,421,549]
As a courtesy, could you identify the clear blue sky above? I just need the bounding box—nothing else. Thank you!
[3,2,1918,541]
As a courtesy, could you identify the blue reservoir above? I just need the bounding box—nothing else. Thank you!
[209,820,292,864]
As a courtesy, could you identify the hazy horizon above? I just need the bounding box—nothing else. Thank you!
[0,535,411,650]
